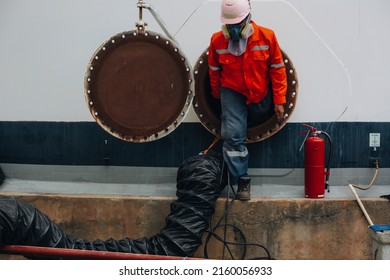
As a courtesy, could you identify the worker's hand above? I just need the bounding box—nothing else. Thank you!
[274,104,284,120]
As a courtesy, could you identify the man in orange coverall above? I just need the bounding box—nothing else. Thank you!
[208,0,287,200]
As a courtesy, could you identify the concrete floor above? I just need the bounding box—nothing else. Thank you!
[1,163,389,198]
[1,165,390,260]
[1,192,390,260]
[1,178,389,199]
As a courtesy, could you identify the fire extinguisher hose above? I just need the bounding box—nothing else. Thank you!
[317,131,333,192]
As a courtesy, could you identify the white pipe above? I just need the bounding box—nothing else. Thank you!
[348,184,374,226]
[137,1,178,44]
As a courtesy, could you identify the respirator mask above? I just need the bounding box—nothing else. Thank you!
[227,24,243,41]
[222,14,253,41]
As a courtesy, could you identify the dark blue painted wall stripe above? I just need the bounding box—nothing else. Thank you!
[0,121,388,168]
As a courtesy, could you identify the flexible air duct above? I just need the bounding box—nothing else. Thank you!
[0,154,223,258]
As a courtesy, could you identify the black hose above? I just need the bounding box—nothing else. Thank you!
[0,153,224,258]
[318,131,332,192]
[0,166,5,186]
[202,193,273,260]
[202,160,273,260]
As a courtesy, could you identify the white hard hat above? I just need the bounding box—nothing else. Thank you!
[220,0,251,25]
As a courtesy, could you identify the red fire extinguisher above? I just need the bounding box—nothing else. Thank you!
[303,125,332,198]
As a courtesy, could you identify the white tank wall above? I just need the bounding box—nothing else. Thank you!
[0,0,389,122]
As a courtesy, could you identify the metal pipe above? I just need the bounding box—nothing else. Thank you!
[145,5,177,43]
[138,0,143,22]
[136,0,147,32]
[0,245,201,260]
[136,1,177,43]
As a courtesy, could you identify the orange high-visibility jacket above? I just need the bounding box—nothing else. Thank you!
[208,21,287,105]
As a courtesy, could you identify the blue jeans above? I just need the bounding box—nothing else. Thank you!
[220,87,248,185]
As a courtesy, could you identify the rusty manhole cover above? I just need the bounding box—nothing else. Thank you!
[85,30,193,142]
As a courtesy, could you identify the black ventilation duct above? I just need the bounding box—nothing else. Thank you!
[0,154,224,258]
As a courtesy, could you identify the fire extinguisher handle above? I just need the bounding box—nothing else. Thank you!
[302,124,317,132]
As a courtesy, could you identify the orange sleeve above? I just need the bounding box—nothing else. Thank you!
[208,35,221,99]
[268,32,287,105]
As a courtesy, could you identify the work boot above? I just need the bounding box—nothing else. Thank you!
[236,176,251,201]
